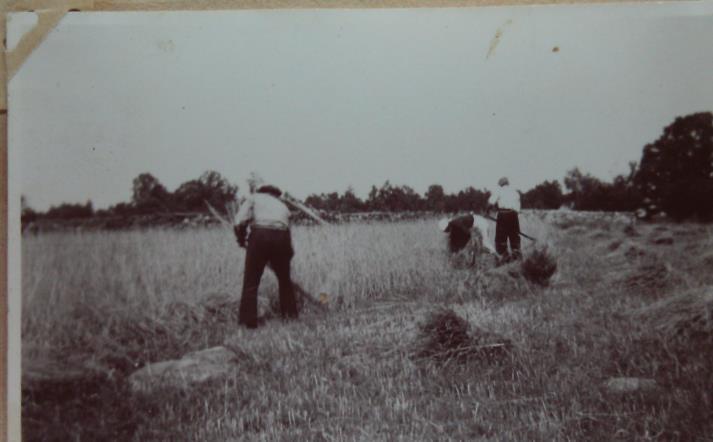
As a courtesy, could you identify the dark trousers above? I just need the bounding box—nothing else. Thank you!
[239,227,298,328]
[495,210,521,261]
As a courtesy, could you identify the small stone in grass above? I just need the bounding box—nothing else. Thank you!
[603,377,658,394]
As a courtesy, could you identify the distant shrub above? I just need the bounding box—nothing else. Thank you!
[521,247,557,286]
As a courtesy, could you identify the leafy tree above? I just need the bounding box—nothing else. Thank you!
[449,187,490,213]
[172,171,238,213]
[521,180,564,210]
[106,202,136,217]
[21,195,38,224]
[425,184,446,212]
[635,112,713,220]
[562,165,643,212]
[607,162,642,212]
[45,201,94,219]
[339,187,365,212]
[306,187,366,213]
[132,173,170,212]
[563,168,610,211]
[365,181,423,211]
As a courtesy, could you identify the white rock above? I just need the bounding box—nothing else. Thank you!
[604,377,658,394]
[128,346,238,394]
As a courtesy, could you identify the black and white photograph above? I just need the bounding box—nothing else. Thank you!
[7,2,713,440]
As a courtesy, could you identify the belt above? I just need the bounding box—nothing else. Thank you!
[252,222,289,231]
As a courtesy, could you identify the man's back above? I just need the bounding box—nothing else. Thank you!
[236,193,291,230]
[490,186,521,211]
[252,193,290,228]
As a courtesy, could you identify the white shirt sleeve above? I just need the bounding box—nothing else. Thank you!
[234,196,254,226]
[488,190,498,206]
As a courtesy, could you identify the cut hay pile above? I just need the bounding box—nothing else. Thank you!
[65,302,184,375]
[411,308,511,365]
[623,223,639,237]
[620,260,682,295]
[701,250,713,268]
[623,241,648,259]
[521,246,557,287]
[636,285,713,344]
[458,261,534,300]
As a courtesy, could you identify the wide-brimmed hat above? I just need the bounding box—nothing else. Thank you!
[438,217,451,232]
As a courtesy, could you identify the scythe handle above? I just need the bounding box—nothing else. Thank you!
[481,213,536,242]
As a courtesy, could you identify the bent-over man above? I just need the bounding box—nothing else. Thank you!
[234,184,298,328]
[488,177,522,263]
[439,213,486,266]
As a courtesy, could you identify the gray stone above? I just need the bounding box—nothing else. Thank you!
[128,346,238,394]
[604,377,658,394]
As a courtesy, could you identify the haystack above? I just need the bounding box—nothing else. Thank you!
[520,246,557,287]
[636,285,713,344]
[477,262,529,299]
[411,308,511,365]
[621,260,682,295]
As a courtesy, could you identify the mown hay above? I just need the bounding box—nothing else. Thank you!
[700,251,713,268]
[466,263,530,300]
[650,235,674,245]
[623,224,639,237]
[200,293,242,323]
[607,240,623,251]
[67,302,181,375]
[411,308,511,365]
[521,247,557,287]
[636,286,713,344]
[623,242,648,259]
[621,260,682,294]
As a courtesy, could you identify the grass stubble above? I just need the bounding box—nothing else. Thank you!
[21,212,713,441]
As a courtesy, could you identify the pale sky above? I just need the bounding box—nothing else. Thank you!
[8,3,713,211]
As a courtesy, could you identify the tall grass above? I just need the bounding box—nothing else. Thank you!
[22,213,713,441]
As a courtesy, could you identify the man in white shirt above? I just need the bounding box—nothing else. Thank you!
[488,177,522,263]
[234,184,298,328]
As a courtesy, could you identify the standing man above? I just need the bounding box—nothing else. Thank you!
[488,177,522,263]
[234,183,298,328]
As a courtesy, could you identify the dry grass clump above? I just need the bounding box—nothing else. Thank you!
[607,239,623,251]
[637,285,713,344]
[411,308,511,365]
[623,223,639,237]
[621,260,682,295]
[64,302,184,375]
[700,250,713,267]
[200,293,242,323]
[623,242,648,259]
[520,246,557,287]
[477,263,529,300]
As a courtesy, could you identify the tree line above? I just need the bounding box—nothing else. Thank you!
[22,170,238,225]
[21,111,713,225]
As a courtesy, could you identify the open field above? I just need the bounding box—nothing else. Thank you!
[21,211,713,441]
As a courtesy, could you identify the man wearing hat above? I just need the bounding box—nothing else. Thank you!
[234,183,298,328]
[488,177,522,263]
